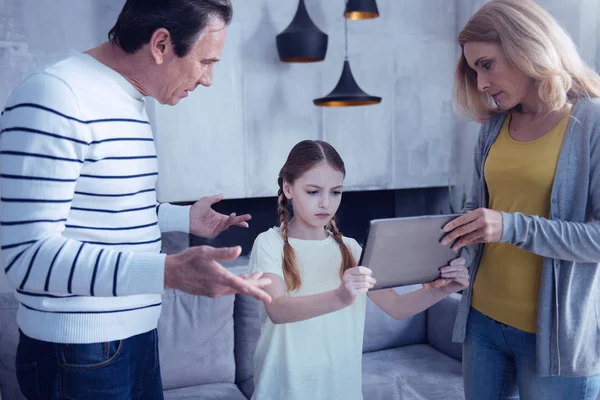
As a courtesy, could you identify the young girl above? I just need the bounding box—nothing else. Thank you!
[248,140,469,400]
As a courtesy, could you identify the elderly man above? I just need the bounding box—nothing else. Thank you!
[0,0,270,398]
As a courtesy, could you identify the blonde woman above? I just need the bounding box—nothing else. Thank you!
[440,0,600,399]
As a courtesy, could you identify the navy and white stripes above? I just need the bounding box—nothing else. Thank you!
[0,94,165,297]
[0,54,189,343]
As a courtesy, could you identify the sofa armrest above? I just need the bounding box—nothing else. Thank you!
[426,293,462,362]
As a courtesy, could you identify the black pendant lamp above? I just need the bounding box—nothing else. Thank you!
[344,0,380,20]
[276,0,328,63]
[313,13,381,107]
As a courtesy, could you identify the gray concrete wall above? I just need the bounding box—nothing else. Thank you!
[0,0,123,107]
[152,0,461,202]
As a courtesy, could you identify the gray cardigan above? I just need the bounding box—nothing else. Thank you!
[452,97,600,377]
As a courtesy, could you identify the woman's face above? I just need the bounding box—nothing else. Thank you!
[463,41,535,110]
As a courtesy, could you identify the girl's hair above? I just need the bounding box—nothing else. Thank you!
[453,0,600,122]
[277,140,355,291]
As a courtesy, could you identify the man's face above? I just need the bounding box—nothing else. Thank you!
[153,18,226,105]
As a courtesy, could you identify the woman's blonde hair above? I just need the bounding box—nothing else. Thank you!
[453,0,600,122]
[277,140,355,291]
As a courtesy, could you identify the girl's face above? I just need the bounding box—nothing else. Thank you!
[283,161,345,230]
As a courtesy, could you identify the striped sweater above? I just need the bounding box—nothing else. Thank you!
[0,53,190,344]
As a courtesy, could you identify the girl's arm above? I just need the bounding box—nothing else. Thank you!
[259,266,375,324]
[367,258,469,320]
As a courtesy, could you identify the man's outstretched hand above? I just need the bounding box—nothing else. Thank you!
[165,245,271,303]
[189,194,251,239]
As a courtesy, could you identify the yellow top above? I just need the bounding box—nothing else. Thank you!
[471,111,570,333]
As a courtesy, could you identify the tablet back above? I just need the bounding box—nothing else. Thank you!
[359,214,460,290]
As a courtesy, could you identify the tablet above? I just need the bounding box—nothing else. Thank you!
[358,214,461,290]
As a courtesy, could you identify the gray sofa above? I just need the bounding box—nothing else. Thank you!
[0,278,463,400]
[0,238,464,400]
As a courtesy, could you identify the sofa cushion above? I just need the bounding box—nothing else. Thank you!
[362,344,463,400]
[427,293,462,361]
[158,289,235,390]
[233,293,259,399]
[0,292,24,400]
[363,285,427,353]
[163,383,247,400]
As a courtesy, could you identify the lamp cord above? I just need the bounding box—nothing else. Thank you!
[344,0,349,60]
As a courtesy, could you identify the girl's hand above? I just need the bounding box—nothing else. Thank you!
[335,266,376,306]
[422,257,469,295]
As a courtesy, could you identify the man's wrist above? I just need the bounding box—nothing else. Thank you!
[158,203,192,234]
[164,253,183,289]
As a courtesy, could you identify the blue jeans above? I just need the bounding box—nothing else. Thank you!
[463,307,600,400]
[15,329,163,400]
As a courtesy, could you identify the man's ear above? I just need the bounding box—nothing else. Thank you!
[149,28,173,65]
